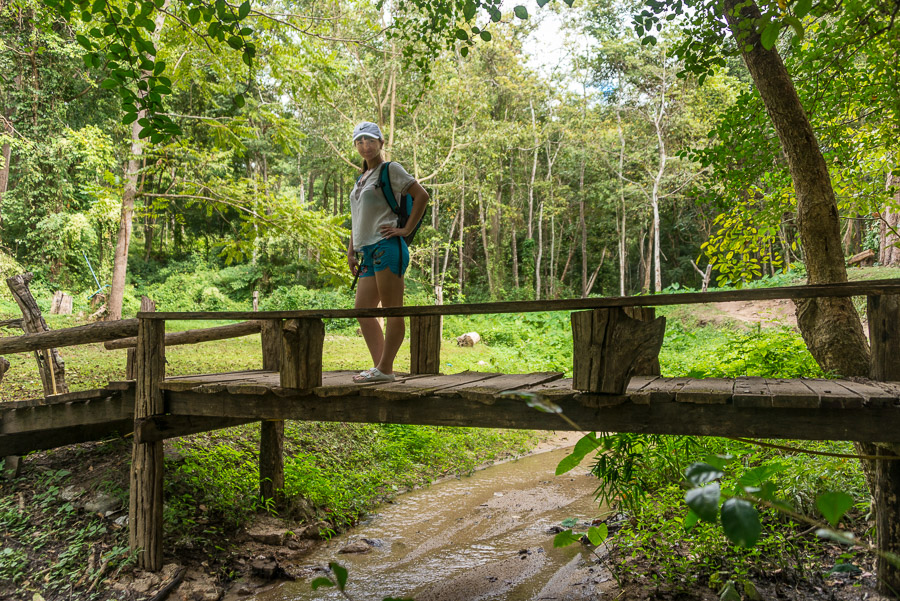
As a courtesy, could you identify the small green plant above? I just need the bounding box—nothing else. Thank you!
[312,561,412,600]
[0,547,29,585]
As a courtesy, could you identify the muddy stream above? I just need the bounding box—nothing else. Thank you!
[248,441,615,601]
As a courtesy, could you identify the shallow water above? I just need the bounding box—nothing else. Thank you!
[252,443,611,601]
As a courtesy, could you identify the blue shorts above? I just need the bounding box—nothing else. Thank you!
[358,237,409,278]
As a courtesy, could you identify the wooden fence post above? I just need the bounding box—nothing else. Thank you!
[280,318,324,390]
[623,306,662,376]
[6,273,68,396]
[260,320,284,505]
[571,307,666,394]
[410,315,442,375]
[866,294,900,595]
[129,297,166,571]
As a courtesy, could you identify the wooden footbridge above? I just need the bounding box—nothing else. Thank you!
[2,279,900,580]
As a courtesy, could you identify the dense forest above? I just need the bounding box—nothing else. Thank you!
[2,0,900,598]
[2,0,896,314]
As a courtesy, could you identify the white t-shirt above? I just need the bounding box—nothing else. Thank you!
[349,161,416,249]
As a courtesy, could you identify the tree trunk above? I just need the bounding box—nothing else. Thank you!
[107,4,168,321]
[723,0,869,378]
[580,157,588,297]
[535,202,544,300]
[459,172,465,297]
[880,173,900,266]
[477,187,494,297]
[0,121,11,227]
[616,110,627,297]
[527,102,538,240]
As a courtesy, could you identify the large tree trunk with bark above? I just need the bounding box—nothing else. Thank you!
[723,0,869,378]
[880,173,900,266]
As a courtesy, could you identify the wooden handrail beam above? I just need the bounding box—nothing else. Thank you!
[104,320,261,350]
[0,319,139,354]
[138,278,900,321]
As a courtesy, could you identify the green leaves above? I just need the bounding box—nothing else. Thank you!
[311,562,348,590]
[685,462,724,485]
[238,1,251,19]
[720,498,761,546]
[553,529,581,547]
[793,0,813,18]
[760,23,780,49]
[685,483,720,523]
[556,433,601,475]
[816,491,853,527]
[513,5,528,19]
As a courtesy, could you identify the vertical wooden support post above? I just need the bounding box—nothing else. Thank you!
[129,297,165,571]
[259,320,284,505]
[866,294,900,595]
[280,318,324,390]
[571,307,666,394]
[623,306,662,376]
[410,315,442,375]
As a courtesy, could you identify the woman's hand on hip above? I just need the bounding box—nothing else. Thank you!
[379,224,407,239]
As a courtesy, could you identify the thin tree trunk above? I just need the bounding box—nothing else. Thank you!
[527,101,538,240]
[477,187,494,297]
[459,172,465,297]
[535,202,544,300]
[510,155,519,289]
[580,157,588,297]
[880,173,900,266]
[0,121,11,227]
[107,4,168,321]
[616,110,627,297]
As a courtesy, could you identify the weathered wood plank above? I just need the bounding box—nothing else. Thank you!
[677,379,734,405]
[733,377,772,408]
[362,372,501,400]
[438,372,563,404]
[164,389,900,442]
[826,380,889,409]
[1,396,131,434]
[141,278,900,321]
[767,379,821,409]
[634,377,693,404]
[0,419,133,457]
[104,320,262,350]
[517,378,579,404]
[313,372,427,397]
[800,379,862,409]
[135,416,256,443]
[0,318,139,354]
[627,376,663,405]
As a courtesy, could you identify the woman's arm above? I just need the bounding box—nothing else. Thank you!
[379,181,430,239]
[347,238,359,276]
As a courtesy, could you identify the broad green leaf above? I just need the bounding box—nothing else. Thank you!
[460,46,469,57]
[537,0,550,6]
[816,528,857,545]
[234,94,245,108]
[793,0,812,18]
[721,498,761,547]
[826,562,861,574]
[783,15,804,38]
[479,31,491,42]
[463,0,476,20]
[685,462,723,486]
[816,491,853,527]
[75,34,92,50]
[91,0,105,12]
[556,433,599,475]
[760,22,780,50]
[685,483,720,523]
[100,78,118,89]
[561,517,578,528]
[719,580,742,601]
[188,8,200,25]
[330,562,347,590]
[684,508,700,531]
[238,1,250,19]
[642,35,657,45]
[123,112,139,124]
[514,5,528,19]
[311,577,333,590]
[738,463,784,488]
[455,28,469,41]
[587,524,608,545]
[227,36,243,50]
[553,530,581,547]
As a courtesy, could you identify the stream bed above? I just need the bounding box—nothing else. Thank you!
[250,441,615,600]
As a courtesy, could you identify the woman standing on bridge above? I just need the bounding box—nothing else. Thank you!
[347,121,429,383]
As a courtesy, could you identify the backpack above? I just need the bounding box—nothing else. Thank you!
[375,161,423,245]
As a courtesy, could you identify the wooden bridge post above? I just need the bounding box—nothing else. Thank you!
[623,306,662,376]
[866,294,900,595]
[129,298,166,571]
[571,307,666,394]
[260,320,284,505]
[410,315,442,375]
[280,318,324,390]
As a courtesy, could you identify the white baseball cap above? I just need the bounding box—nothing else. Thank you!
[352,121,383,142]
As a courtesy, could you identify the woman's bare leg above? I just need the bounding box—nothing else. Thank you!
[374,268,405,375]
[355,276,383,367]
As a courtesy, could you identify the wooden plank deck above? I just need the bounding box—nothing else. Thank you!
[4,371,900,457]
